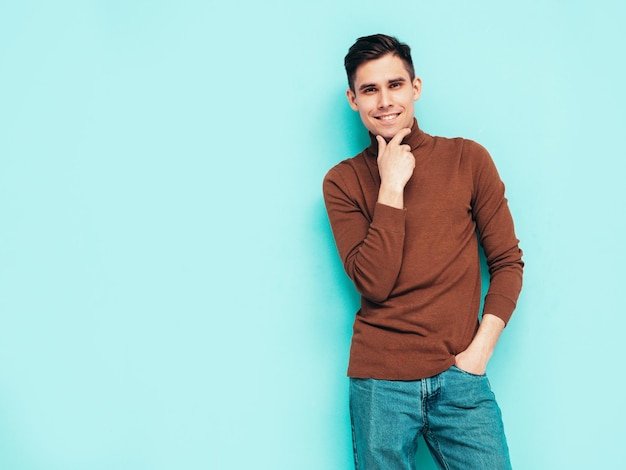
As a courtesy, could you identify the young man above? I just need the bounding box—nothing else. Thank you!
[323,34,523,469]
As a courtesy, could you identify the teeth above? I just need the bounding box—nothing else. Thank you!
[379,114,399,121]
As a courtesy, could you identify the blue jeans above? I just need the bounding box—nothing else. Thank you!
[349,366,511,470]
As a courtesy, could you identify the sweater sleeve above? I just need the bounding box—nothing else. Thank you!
[469,142,524,325]
[323,166,406,303]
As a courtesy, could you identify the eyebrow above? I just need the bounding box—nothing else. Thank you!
[358,77,406,92]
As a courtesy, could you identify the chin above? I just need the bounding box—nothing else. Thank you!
[376,127,400,140]
[367,119,409,140]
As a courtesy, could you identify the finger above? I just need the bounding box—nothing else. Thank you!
[389,127,412,147]
[376,135,387,157]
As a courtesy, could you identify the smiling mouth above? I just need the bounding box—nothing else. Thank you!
[376,113,401,121]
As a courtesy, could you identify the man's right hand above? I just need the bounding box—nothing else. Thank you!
[376,128,415,209]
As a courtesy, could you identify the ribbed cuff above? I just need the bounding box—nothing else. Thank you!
[482,293,517,326]
[372,202,406,233]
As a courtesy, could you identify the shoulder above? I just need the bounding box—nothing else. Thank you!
[431,134,489,156]
[432,135,495,169]
[462,138,491,159]
[323,151,369,187]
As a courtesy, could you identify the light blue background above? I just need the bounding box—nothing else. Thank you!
[1,1,625,468]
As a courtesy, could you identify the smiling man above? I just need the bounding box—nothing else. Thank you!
[323,34,524,469]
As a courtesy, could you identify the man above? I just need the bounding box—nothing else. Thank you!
[322,34,523,469]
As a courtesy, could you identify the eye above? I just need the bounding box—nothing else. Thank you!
[389,82,402,89]
[363,87,376,94]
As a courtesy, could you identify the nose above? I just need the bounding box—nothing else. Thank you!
[378,88,392,108]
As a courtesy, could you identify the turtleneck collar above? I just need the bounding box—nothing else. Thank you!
[364,118,427,158]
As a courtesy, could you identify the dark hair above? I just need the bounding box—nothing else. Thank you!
[344,34,415,92]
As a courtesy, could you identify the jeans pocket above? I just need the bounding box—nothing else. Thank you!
[450,364,487,378]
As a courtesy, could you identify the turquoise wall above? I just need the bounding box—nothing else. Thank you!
[1,1,625,468]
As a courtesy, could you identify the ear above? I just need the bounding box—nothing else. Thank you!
[346,88,359,111]
[412,76,423,101]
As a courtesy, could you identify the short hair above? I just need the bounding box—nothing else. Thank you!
[344,34,415,92]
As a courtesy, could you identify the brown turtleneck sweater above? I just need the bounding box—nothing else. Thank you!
[323,120,523,380]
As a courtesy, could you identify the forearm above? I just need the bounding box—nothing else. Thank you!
[472,142,524,324]
[338,203,406,302]
[455,314,505,375]
[323,170,407,302]
[323,129,414,303]
[377,184,404,209]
